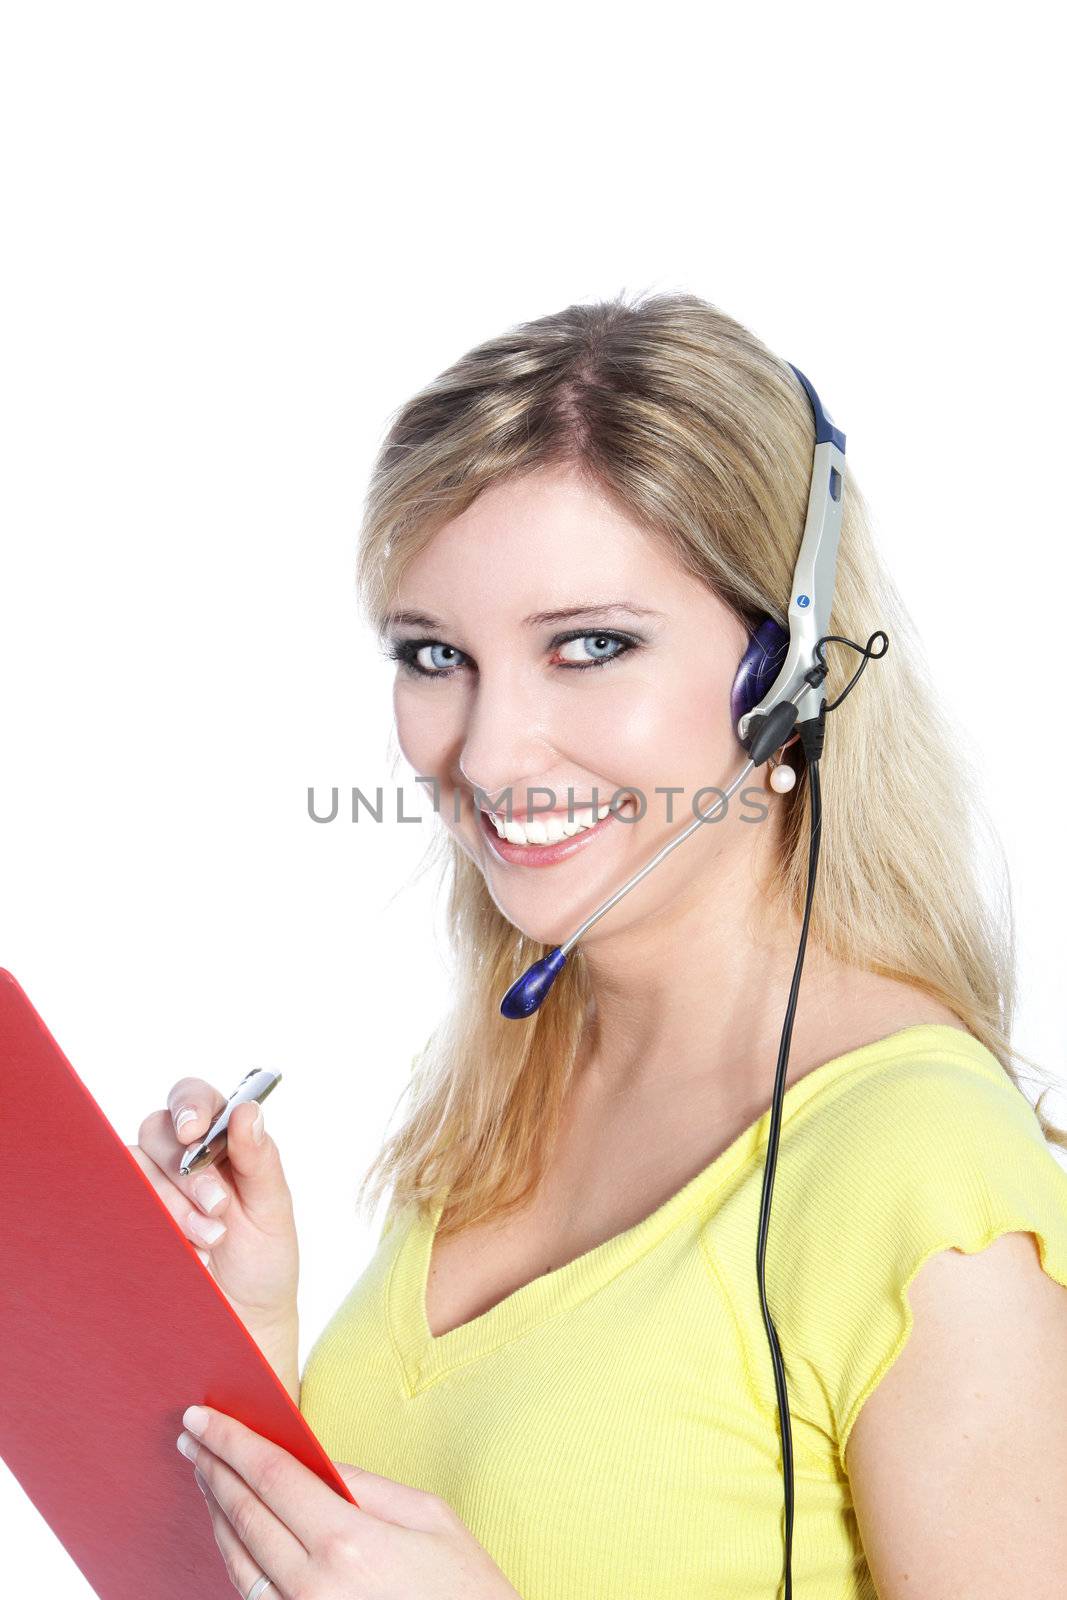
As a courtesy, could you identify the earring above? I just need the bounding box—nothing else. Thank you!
[767,749,797,794]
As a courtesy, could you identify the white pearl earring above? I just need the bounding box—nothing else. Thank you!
[767,752,797,793]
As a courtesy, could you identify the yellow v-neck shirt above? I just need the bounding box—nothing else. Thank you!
[299,1025,1067,1598]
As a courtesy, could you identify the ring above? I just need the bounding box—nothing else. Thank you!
[245,1578,273,1600]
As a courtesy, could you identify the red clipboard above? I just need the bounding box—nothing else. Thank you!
[0,968,357,1598]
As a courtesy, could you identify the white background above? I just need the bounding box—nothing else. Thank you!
[2,3,1064,1590]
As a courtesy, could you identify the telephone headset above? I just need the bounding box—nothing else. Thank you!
[496,363,889,1599]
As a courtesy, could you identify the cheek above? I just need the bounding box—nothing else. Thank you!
[570,674,734,796]
[393,686,458,776]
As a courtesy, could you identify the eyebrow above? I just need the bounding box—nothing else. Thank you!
[384,602,665,630]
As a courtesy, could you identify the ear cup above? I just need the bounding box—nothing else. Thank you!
[730,616,789,733]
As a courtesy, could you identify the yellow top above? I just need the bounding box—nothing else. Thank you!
[299,1025,1067,1599]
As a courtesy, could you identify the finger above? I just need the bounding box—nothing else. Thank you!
[127,1135,232,1250]
[179,1433,308,1594]
[210,1099,296,1231]
[179,1406,359,1550]
[332,1461,453,1532]
[134,1111,233,1213]
[193,1467,288,1599]
[166,1078,228,1146]
[139,1081,233,1214]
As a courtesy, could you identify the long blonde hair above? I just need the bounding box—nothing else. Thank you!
[352,289,1066,1240]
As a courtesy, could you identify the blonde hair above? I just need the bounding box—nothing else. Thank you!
[352,289,1066,1240]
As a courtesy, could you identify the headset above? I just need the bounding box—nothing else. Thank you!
[495,363,888,1598]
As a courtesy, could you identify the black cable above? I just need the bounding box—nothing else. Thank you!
[755,752,821,1600]
[811,630,888,713]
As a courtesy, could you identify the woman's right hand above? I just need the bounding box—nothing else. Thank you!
[128,1077,299,1334]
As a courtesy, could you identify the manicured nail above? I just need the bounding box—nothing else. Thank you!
[188,1212,226,1245]
[251,1106,264,1144]
[174,1107,198,1133]
[183,1405,209,1436]
[194,1178,227,1213]
[177,1430,199,1461]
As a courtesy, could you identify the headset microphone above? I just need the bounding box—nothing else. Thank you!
[495,363,887,1599]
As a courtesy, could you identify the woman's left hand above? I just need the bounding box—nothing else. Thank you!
[177,1405,522,1599]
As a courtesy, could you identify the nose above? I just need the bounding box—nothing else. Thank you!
[456,669,555,810]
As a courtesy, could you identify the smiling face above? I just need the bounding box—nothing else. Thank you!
[384,462,776,951]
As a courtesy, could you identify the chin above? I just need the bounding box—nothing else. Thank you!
[479,891,574,949]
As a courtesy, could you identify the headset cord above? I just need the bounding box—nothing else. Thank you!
[755,629,888,1600]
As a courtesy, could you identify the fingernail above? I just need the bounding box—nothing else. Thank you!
[251,1106,264,1144]
[188,1212,226,1245]
[174,1107,198,1134]
[177,1430,200,1461]
[194,1178,227,1214]
[183,1405,209,1436]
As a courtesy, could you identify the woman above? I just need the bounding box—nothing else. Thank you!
[144,292,1067,1598]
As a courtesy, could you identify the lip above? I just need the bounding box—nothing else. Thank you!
[478,804,627,867]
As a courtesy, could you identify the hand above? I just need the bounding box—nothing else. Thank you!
[128,1075,299,1330]
[176,1405,523,1599]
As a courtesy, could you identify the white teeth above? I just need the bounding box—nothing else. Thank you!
[486,801,615,847]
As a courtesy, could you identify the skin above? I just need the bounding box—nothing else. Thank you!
[846,1230,1067,1596]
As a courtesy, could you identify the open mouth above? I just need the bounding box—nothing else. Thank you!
[478,796,638,867]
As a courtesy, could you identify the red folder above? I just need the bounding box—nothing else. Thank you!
[0,968,357,1598]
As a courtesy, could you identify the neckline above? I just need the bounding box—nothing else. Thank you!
[387,1023,992,1393]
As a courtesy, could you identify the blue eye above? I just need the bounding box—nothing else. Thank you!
[386,641,469,677]
[412,640,467,672]
[555,633,630,667]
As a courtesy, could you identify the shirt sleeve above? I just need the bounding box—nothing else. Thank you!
[770,1046,1067,1468]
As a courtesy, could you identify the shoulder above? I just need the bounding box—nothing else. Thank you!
[845,1226,1067,1594]
[762,1025,1067,1449]
[782,1022,1051,1199]
[783,1021,1067,1297]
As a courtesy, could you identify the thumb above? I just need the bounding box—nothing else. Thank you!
[332,1463,447,1530]
[223,1100,293,1224]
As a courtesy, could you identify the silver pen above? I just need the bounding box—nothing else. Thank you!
[178,1068,283,1177]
